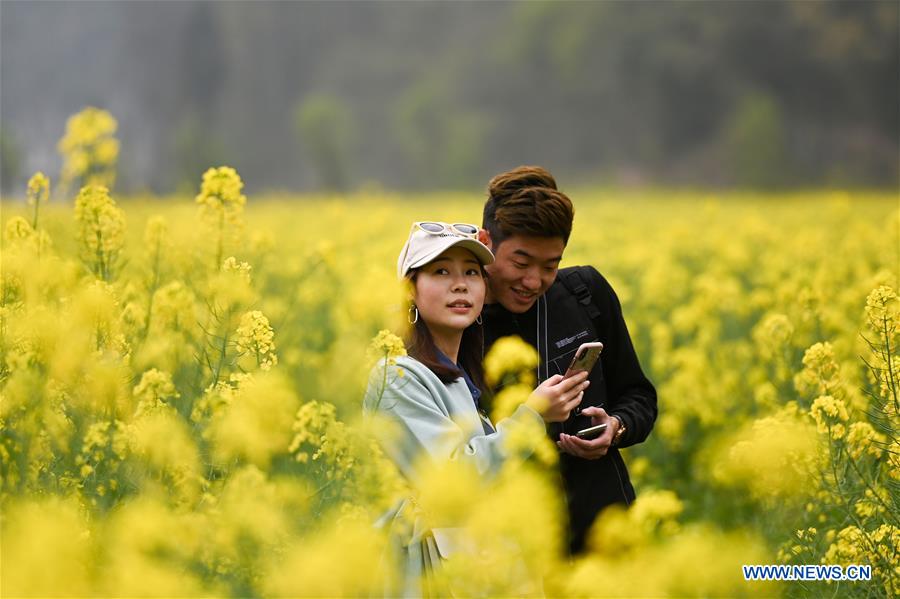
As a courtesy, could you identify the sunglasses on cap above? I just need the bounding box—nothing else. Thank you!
[412,221,479,238]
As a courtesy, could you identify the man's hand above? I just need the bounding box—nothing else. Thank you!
[526,372,590,423]
[557,406,619,459]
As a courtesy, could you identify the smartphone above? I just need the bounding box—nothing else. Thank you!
[563,342,604,379]
[575,422,608,439]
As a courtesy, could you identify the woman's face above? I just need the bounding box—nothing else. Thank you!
[413,246,486,336]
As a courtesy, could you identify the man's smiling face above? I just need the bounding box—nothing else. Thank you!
[481,233,566,313]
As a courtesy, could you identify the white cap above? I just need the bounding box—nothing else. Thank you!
[397,222,494,279]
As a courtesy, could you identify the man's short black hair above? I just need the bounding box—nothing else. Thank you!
[483,165,574,246]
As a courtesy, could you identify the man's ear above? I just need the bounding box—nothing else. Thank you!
[478,228,492,249]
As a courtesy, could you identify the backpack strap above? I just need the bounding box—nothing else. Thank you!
[559,267,601,320]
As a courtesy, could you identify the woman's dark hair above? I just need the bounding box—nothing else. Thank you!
[483,165,574,247]
[405,271,487,395]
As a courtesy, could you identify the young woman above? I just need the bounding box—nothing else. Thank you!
[364,221,589,597]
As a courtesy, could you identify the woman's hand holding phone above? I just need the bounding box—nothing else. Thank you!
[526,371,590,423]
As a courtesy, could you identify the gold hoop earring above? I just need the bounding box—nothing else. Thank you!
[408,305,419,324]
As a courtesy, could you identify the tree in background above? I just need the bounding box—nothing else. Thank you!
[393,81,485,189]
[294,94,353,191]
[725,93,789,189]
[171,2,227,191]
[0,127,21,194]
[172,119,227,195]
[1,1,896,192]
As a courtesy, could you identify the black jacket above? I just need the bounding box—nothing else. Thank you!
[482,265,657,553]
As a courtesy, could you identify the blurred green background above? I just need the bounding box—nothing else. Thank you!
[1,0,897,194]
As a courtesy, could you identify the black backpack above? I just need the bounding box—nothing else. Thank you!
[558,266,603,328]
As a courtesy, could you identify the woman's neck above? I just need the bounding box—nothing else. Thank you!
[429,326,463,364]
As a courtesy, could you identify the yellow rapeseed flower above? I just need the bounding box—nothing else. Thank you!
[483,335,538,387]
[490,382,533,423]
[100,496,208,596]
[222,256,252,282]
[191,372,251,425]
[262,515,388,597]
[752,312,793,358]
[865,285,899,338]
[289,400,339,464]
[810,394,850,438]
[235,310,278,371]
[366,329,407,365]
[26,171,50,205]
[499,404,558,467]
[150,281,196,332]
[823,525,866,565]
[4,216,34,244]
[195,166,247,269]
[127,410,202,504]
[26,171,50,229]
[143,215,168,249]
[196,166,246,221]
[73,185,125,281]
[794,342,842,398]
[712,404,818,499]
[58,107,119,191]
[208,372,298,467]
[1,498,92,595]
[132,368,180,416]
[845,420,886,460]
[2,215,53,256]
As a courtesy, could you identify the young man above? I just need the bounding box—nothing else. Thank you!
[478,165,657,554]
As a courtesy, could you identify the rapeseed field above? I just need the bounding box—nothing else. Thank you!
[1,109,897,597]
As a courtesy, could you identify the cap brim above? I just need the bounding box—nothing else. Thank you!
[400,237,494,278]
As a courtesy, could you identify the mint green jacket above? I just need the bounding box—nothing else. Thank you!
[363,355,544,597]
